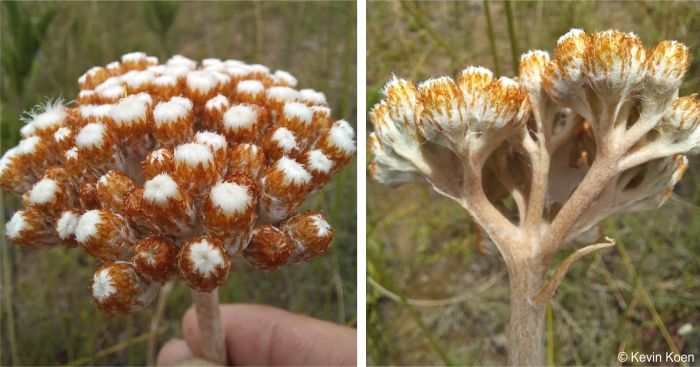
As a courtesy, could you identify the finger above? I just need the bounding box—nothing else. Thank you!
[182,303,356,366]
[157,339,193,366]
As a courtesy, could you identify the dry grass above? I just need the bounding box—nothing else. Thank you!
[0,1,356,365]
[367,1,700,365]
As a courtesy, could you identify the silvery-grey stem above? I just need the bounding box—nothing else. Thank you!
[192,289,227,365]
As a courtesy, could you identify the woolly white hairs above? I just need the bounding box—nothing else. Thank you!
[210,182,251,215]
[80,104,114,120]
[311,105,331,117]
[170,96,193,111]
[272,128,298,152]
[79,90,96,99]
[202,58,223,68]
[0,148,18,175]
[311,214,332,237]
[6,211,28,240]
[274,70,298,87]
[460,65,494,79]
[211,71,230,84]
[167,55,197,69]
[224,59,246,68]
[283,102,313,124]
[17,136,41,155]
[110,95,148,126]
[20,123,36,137]
[144,173,180,205]
[147,64,167,74]
[223,105,257,129]
[226,66,250,79]
[78,66,102,84]
[498,76,519,88]
[558,28,585,45]
[65,147,79,161]
[165,65,191,78]
[299,89,327,105]
[75,210,102,243]
[188,239,225,275]
[122,52,147,62]
[153,101,188,126]
[76,123,107,149]
[96,76,121,92]
[154,74,177,87]
[123,70,154,88]
[133,92,153,106]
[306,150,334,173]
[236,80,264,94]
[28,177,58,204]
[328,124,356,154]
[92,268,116,301]
[56,211,80,240]
[54,127,72,143]
[146,56,159,64]
[266,86,299,102]
[174,143,214,167]
[99,85,125,100]
[276,156,311,185]
[186,71,217,93]
[29,100,67,130]
[204,62,226,73]
[205,95,229,110]
[106,61,120,71]
[195,131,228,151]
[334,120,356,139]
[249,64,270,74]
[147,148,168,163]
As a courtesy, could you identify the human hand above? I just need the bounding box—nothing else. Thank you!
[157,304,356,366]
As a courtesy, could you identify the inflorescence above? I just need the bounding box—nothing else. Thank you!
[2,52,355,313]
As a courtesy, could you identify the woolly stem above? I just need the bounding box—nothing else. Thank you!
[507,258,546,366]
[192,289,227,365]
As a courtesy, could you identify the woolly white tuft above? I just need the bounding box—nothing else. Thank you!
[272,128,297,151]
[28,178,59,204]
[65,147,79,161]
[306,150,334,173]
[75,210,102,243]
[6,211,28,239]
[170,96,193,110]
[266,86,299,102]
[99,85,125,100]
[275,157,311,185]
[153,101,188,125]
[237,80,264,94]
[92,268,116,301]
[186,71,216,93]
[210,182,251,215]
[195,131,227,151]
[223,105,257,130]
[80,104,114,119]
[249,64,270,74]
[56,211,80,240]
[30,101,67,130]
[76,123,107,149]
[54,127,72,142]
[557,28,585,45]
[122,70,154,88]
[334,120,355,139]
[283,102,313,124]
[188,239,225,275]
[311,214,332,237]
[143,173,180,205]
[167,55,197,69]
[110,95,148,126]
[16,136,40,155]
[205,94,230,110]
[122,52,147,62]
[174,143,214,167]
[328,123,356,154]
[154,74,177,87]
[274,70,298,87]
[299,89,327,105]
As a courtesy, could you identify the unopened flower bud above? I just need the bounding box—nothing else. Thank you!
[645,40,691,96]
[227,143,266,178]
[222,104,262,143]
[203,174,259,255]
[172,143,219,196]
[91,262,159,313]
[142,173,196,236]
[132,235,179,283]
[96,170,136,211]
[278,102,314,142]
[142,148,175,180]
[266,86,299,114]
[301,149,335,193]
[243,225,293,271]
[584,30,646,95]
[6,208,57,248]
[262,127,301,162]
[178,236,231,292]
[56,209,82,247]
[22,176,69,216]
[75,209,133,261]
[315,120,356,169]
[259,157,311,224]
[153,98,195,148]
[282,211,334,262]
[236,80,266,105]
[203,94,230,131]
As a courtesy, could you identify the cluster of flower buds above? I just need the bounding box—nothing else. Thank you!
[371,29,697,243]
[2,52,355,313]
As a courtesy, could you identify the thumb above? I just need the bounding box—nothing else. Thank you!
[181,303,356,366]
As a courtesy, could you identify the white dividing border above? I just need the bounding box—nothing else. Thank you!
[356,0,367,365]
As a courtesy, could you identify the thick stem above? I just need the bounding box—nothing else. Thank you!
[507,259,546,366]
[192,289,227,365]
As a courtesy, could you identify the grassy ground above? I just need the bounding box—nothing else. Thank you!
[0,1,356,365]
[367,1,700,365]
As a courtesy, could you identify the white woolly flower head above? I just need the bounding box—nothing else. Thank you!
[209,182,252,215]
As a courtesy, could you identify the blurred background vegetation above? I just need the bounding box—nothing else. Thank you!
[0,1,356,365]
[367,1,700,365]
